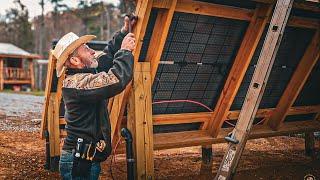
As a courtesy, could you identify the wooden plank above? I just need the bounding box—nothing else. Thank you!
[0,59,3,90]
[3,80,31,84]
[287,16,320,29]
[173,0,253,21]
[28,59,35,90]
[107,97,114,113]
[154,120,320,150]
[254,0,320,13]
[127,62,154,180]
[52,74,64,156]
[47,93,56,157]
[40,51,55,139]
[110,0,154,148]
[267,30,320,130]
[216,1,293,178]
[58,105,320,125]
[0,54,40,59]
[146,0,177,82]
[206,4,273,135]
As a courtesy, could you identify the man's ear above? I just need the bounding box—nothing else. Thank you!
[69,56,82,66]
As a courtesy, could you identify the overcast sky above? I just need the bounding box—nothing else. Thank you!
[0,0,120,19]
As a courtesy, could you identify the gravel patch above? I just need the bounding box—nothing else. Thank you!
[0,93,44,132]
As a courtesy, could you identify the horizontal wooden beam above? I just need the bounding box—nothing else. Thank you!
[154,0,319,29]
[0,54,41,59]
[286,16,319,29]
[61,120,320,151]
[154,0,254,21]
[59,105,320,125]
[253,0,320,13]
[154,120,320,150]
[3,80,32,84]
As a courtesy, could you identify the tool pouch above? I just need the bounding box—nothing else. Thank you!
[92,139,112,162]
[72,156,92,178]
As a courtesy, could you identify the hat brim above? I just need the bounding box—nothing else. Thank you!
[56,35,96,77]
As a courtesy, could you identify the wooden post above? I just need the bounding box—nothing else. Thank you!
[28,58,35,90]
[53,74,64,157]
[267,30,320,130]
[110,0,154,148]
[200,145,213,176]
[215,0,293,179]
[0,58,3,90]
[47,93,56,157]
[145,0,177,81]
[205,4,273,136]
[305,132,315,157]
[127,62,154,180]
[40,51,56,139]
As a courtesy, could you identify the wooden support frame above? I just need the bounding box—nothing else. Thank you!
[110,0,154,148]
[205,4,273,136]
[38,0,320,178]
[153,0,319,30]
[216,0,293,178]
[28,58,35,90]
[305,132,315,157]
[267,30,320,130]
[59,104,320,126]
[154,120,320,150]
[146,0,177,82]
[0,58,3,91]
[127,62,154,179]
[40,51,56,139]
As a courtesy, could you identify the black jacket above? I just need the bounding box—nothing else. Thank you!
[62,31,133,152]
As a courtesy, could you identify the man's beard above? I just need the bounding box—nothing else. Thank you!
[82,57,98,68]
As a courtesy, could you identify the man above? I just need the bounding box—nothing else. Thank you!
[53,17,136,179]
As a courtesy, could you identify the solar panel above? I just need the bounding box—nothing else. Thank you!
[140,11,249,115]
[231,26,316,110]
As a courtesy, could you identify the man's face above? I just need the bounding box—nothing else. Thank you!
[76,44,98,68]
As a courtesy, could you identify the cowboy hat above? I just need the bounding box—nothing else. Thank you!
[53,32,96,77]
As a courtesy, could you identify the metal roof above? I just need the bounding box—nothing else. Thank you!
[0,43,40,59]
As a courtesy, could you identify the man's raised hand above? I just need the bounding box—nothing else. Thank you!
[121,33,136,52]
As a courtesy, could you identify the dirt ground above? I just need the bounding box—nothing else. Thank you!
[0,92,319,179]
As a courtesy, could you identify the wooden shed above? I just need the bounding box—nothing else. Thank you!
[0,43,41,90]
[41,0,319,179]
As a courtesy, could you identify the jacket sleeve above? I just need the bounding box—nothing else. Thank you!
[97,30,128,73]
[104,30,127,57]
[72,50,133,102]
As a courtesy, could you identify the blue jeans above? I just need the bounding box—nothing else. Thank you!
[59,150,101,180]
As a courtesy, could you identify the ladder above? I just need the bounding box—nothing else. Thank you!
[215,0,294,179]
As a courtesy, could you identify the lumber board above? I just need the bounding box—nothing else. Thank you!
[287,16,320,29]
[110,0,154,149]
[267,30,320,130]
[28,59,35,90]
[254,0,320,13]
[206,4,273,135]
[154,0,319,29]
[2,80,32,84]
[0,59,3,90]
[61,120,320,151]
[58,105,320,125]
[154,120,320,150]
[47,93,56,157]
[40,51,55,139]
[146,0,177,82]
[164,0,253,21]
[127,62,154,180]
[52,74,64,156]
